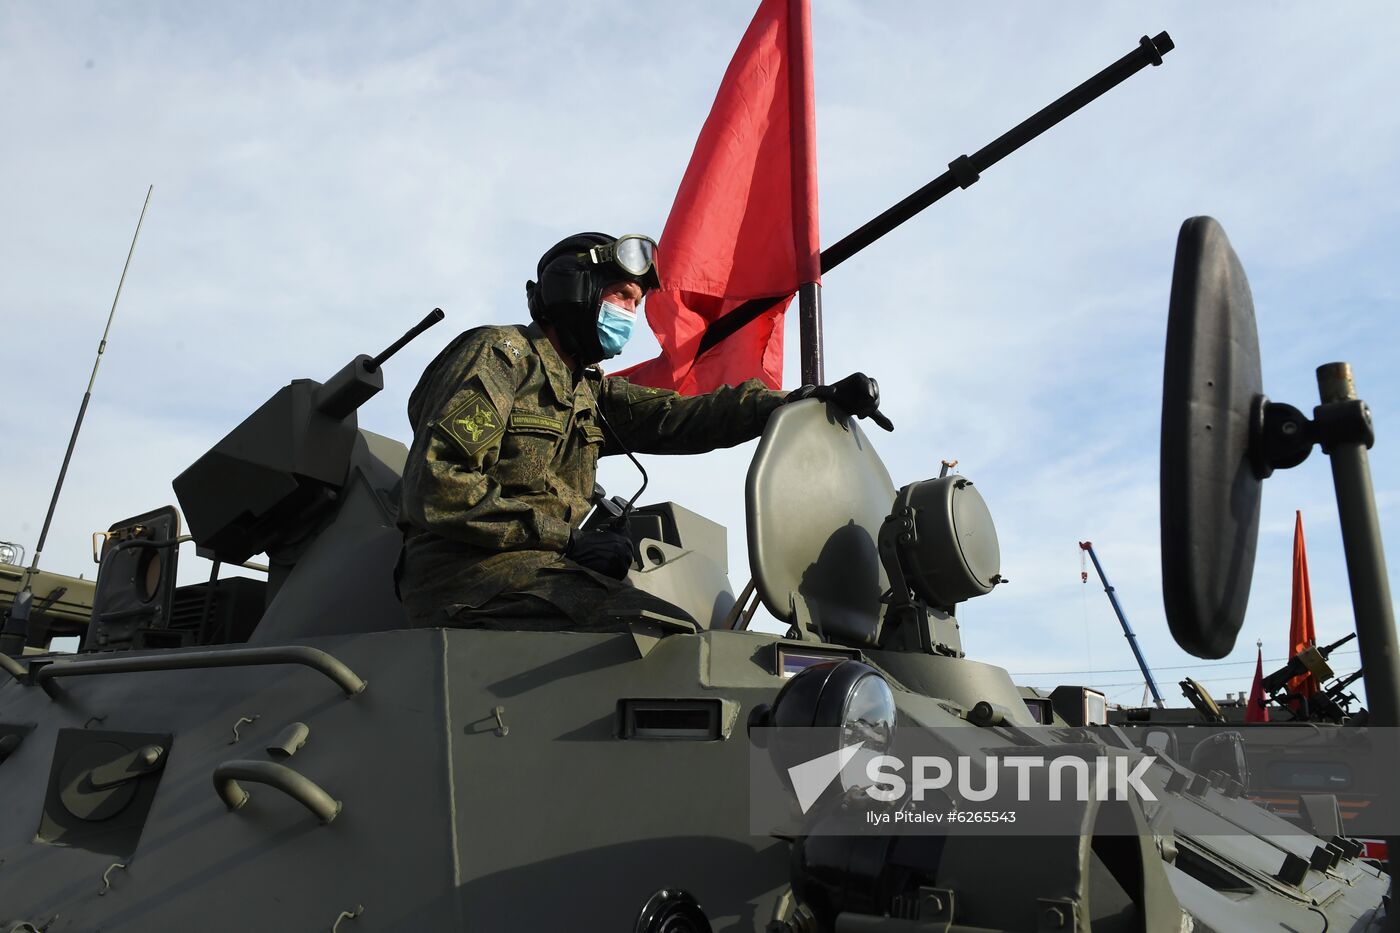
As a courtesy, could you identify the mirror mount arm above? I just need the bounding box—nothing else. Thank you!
[1250,398,1316,477]
[1314,398,1375,453]
[1315,365,1398,730]
[1248,396,1374,480]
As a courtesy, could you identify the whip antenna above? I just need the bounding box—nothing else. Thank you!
[1,185,153,657]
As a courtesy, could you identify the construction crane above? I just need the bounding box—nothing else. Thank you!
[1079,540,1165,708]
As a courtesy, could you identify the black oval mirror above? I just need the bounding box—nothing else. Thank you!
[1160,217,1262,659]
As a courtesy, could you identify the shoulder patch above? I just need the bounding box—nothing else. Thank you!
[434,390,505,459]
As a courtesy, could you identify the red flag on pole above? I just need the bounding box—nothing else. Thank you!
[616,0,820,394]
[1287,510,1319,700]
[1245,642,1270,722]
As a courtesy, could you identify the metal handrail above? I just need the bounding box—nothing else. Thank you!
[0,652,26,682]
[90,532,267,573]
[214,759,340,824]
[35,645,366,698]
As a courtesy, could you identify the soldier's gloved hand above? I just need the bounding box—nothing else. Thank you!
[785,372,894,431]
[565,527,635,579]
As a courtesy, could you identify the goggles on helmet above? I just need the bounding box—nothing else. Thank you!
[578,234,660,289]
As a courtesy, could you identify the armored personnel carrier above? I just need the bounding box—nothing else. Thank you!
[0,560,93,656]
[1108,645,1387,869]
[0,215,1394,931]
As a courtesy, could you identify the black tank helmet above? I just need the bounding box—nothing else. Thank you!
[526,232,660,366]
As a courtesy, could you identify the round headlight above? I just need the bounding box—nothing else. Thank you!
[888,475,1001,609]
[841,670,896,751]
[771,661,895,733]
[766,660,897,804]
[837,668,896,794]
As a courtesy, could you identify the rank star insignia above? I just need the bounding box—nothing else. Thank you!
[500,339,521,358]
[434,390,505,458]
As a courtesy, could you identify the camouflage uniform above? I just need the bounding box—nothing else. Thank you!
[397,322,785,629]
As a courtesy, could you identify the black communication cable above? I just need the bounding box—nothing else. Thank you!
[594,408,648,528]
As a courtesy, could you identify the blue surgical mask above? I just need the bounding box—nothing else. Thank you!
[596,299,637,359]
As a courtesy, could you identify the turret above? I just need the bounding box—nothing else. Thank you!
[172,310,442,567]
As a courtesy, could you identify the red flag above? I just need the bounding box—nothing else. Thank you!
[1287,510,1319,699]
[617,0,819,393]
[1246,643,1270,722]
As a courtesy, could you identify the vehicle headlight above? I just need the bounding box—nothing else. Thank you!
[883,475,1001,610]
[759,660,897,802]
[839,668,896,752]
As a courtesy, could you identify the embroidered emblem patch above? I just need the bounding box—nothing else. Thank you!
[509,411,565,434]
[434,390,505,458]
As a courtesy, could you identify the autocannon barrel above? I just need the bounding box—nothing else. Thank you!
[311,354,383,420]
[311,309,445,420]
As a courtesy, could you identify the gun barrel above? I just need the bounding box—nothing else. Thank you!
[1326,669,1365,695]
[1261,659,1303,695]
[370,308,445,371]
[1261,633,1359,694]
[313,309,447,419]
[1319,631,1358,656]
[312,355,384,420]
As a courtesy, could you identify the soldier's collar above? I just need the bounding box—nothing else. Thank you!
[523,322,575,405]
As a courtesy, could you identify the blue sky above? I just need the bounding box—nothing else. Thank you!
[2,2,1396,706]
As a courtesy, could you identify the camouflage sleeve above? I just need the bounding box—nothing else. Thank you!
[596,375,786,455]
[399,330,573,552]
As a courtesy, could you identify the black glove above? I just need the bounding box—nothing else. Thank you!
[565,527,635,579]
[785,372,894,431]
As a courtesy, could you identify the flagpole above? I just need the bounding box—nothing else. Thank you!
[798,282,823,385]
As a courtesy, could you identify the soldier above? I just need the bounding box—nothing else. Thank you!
[397,231,881,630]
